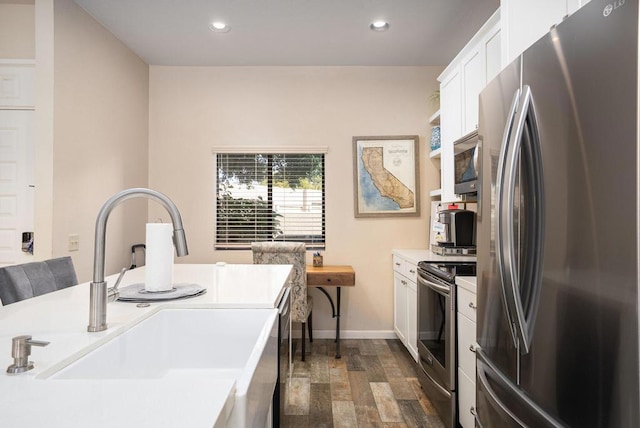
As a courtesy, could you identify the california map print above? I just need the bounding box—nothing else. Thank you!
[355,137,419,216]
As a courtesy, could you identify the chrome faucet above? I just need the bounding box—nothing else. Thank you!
[88,188,189,332]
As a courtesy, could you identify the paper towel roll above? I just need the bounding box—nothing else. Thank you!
[145,223,174,292]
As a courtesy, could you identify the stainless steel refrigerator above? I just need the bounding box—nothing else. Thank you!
[476,0,639,426]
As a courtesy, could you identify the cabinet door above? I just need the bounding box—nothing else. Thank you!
[406,280,418,361]
[462,50,483,135]
[485,27,502,84]
[440,69,462,144]
[439,69,462,202]
[502,0,567,65]
[457,287,477,323]
[458,368,476,428]
[457,312,477,378]
[393,272,407,344]
[567,0,591,15]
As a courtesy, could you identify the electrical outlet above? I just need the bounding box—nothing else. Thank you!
[68,234,79,252]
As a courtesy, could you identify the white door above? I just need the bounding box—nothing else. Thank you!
[0,110,34,266]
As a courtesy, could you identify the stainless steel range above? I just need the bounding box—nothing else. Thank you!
[416,261,476,428]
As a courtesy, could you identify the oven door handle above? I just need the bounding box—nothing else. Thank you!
[418,275,450,296]
[419,354,451,397]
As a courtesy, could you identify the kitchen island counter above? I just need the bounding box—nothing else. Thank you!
[0,263,292,427]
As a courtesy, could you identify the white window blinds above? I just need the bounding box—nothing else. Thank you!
[215,152,325,250]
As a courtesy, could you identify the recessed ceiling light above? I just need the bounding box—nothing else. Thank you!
[209,21,230,33]
[370,21,390,31]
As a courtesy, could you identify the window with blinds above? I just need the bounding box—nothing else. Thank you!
[215,152,325,250]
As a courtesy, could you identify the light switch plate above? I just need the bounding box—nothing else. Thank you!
[68,234,79,252]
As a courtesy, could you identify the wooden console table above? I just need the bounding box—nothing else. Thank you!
[306,265,355,359]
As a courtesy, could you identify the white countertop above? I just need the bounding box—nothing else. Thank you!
[392,248,477,265]
[0,263,292,428]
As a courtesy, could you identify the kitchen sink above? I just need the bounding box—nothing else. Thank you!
[48,308,278,427]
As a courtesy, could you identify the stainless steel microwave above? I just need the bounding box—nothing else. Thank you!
[454,130,479,195]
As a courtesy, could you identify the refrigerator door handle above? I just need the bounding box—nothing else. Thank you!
[501,85,545,355]
[496,88,521,346]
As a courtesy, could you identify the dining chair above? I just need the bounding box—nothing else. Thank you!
[251,241,313,361]
[0,256,78,305]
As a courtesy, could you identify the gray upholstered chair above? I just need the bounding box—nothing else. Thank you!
[0,256,78,305]
[252,241,313,361]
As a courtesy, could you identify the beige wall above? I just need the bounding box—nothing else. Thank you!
[0,1,35,59]
[33,0,150,281]
[149,66,442,335]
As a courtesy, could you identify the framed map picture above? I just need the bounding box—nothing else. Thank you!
[353,135,420,218]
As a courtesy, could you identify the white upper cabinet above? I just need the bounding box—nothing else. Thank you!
[439,69,461,201]
[461,51,482,135]
[433,1,593,202]
[501,0,592,66]
[567,0,592,15]
[485,28,502,84]
[437,9,500,202]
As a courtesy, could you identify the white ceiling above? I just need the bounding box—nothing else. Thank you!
[73,0,499,67]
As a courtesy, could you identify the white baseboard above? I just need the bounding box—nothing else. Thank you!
[290,329,398,340]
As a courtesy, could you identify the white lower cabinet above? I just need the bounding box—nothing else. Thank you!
[393,272,408,344]
[458,368,476,428]
[392,254,418,361]
[456,279,478,428]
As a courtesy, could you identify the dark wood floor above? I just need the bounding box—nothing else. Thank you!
[281,338,445,428]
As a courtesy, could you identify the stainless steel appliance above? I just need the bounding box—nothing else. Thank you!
[273,287,291,427]
[476,1,639,426]
[454,130,480,195]
[417,261,476,427]
[436,208,476,248]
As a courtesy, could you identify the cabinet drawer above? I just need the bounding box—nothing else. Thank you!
[458,368,476,428]
[392,255,417,282]
[392,255,405,273]
[404,262,417,283]
[457,312,477,377]
[457,286,477,322]
[307,269,355,286]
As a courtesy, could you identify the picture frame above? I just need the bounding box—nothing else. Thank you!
[353,135,420,218]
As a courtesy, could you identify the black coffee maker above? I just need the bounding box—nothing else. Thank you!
[437,208,476,247]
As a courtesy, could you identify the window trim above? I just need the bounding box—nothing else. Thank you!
[214,150,326,251]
